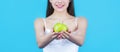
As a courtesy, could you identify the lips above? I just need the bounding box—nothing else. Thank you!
[56,5,64,8]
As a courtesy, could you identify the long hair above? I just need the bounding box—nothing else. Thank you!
[46,0,75,17]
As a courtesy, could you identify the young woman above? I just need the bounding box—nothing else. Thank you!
[34,0,88,52]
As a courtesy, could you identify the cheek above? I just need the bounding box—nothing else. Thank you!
[50,1,55,8]
[51,2,56,8]
[64,0,70,6]
[64,3,70,8]
[64,0,70,3]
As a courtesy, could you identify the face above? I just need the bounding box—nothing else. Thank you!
[49,0,70,12]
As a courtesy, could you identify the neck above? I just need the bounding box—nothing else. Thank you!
[51,10,70,19]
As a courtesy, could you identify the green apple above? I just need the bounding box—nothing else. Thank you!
[54,23,68,32]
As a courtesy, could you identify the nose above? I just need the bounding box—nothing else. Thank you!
[57,0,62,4]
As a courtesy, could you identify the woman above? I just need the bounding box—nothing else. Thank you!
[34,0,88,52]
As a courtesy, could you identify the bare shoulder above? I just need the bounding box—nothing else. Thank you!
[34,17,44,26]
[77,16,88,24]
[77,16,87,21]
[77,16,88,28]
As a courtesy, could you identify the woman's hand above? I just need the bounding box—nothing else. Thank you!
[56,30,71,39]
[62,31,71,39]
[50,32,61,39]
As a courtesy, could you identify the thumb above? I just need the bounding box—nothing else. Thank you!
[67,30,71,33]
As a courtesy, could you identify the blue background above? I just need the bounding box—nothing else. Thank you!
[0,0,120,52]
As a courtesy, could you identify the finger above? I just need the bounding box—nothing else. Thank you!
[52,35,58,39]
[58,35,62,40]
[56,34,61,39]
[54,32,60,35]
[59,33,64,39]
[56,37,59,40]
[56,36,59,40]
[68,30,71,33]
[55,36,59,39]
[51,32,58,38]
[64,31,70,35]
[51,32,60,39]
[63,32,68,35]
[59,34,63,39]
[62,33,69,39]
[59,32,65,39]
[61,34,66,39]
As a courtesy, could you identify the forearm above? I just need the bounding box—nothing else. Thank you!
[65,31,85,46]
[38,33,56,48]
[68,34,84,46]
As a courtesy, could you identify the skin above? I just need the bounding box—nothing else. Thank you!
[34,0,88,48]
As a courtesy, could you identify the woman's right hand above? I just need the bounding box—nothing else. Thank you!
[52,29,71,40]
[50,32,61,39]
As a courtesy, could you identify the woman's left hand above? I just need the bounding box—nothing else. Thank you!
[62,31,71,39]
[57,30,71,39]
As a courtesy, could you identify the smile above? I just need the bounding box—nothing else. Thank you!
[56,5,64,8]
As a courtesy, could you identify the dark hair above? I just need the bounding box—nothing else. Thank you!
[46,0,75,17]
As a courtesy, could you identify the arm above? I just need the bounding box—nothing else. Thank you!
[34,18,58,48]
[62,17,88,46]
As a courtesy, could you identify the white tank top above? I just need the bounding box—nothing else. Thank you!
[42,18,79,52]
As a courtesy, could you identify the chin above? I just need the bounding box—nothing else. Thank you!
[55,9,65,12]
[54,7,66,12]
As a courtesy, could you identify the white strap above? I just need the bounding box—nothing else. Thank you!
[43,18,46,29]
[75,18,78,27]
